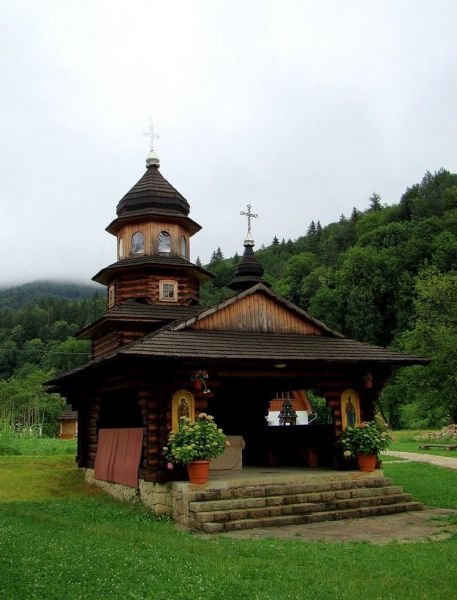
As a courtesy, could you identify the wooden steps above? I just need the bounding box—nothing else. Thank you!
[186,477,423,533]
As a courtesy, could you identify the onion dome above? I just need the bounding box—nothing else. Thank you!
[228,240,271,292]
[106,150,201,236]
[116,155,190,218]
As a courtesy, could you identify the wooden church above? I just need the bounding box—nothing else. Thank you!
[48,145,426,528]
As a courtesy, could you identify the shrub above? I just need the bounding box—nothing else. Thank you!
[339,419,391,458]
[163,413,227,465]
[0,421,20,455]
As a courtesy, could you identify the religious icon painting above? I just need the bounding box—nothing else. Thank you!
[171,389,195,431]
[340,389,361,430]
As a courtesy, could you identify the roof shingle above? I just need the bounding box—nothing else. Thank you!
[122,329,428,364]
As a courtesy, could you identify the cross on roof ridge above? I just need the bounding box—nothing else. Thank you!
[240,204,258,235]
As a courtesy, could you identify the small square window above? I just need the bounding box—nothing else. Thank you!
[163,284,175,299]
[159,280,177,302]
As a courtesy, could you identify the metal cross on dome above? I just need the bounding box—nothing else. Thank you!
[143,119,160,151]
[240,204,258,237]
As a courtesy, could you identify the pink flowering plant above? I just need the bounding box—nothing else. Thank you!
[162,413,227,465]
[339,419,391,459]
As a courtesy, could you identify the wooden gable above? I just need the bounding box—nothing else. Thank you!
[193,291,324,335]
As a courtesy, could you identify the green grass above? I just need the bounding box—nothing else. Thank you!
[0,455,97,502]
[380,454,407,462]
[1,456,457,599]
[389,429,457,457]
[384,461,457,510]
[0,433,77,456]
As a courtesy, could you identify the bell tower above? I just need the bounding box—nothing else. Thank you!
[93,148,211,308]
[78,146,212,358]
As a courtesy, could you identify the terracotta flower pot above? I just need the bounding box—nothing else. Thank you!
[187,460,210,484]
[357,453,377,472]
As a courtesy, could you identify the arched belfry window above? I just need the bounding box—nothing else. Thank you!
[180,236,187,258]
[119,238,124,259]
[158,231,171,253]
[131,231,144,254]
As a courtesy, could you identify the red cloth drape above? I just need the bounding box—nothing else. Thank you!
[94,428,144,488]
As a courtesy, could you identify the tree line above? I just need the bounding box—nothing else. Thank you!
[203,169,457,428]
[0,291,105,435]
[1,169,457,433]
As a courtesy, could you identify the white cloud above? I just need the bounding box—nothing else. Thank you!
[1,0,456,285]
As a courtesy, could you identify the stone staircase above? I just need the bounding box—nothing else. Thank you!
[186,477,423,533]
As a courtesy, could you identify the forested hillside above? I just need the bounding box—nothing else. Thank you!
[1,169,456,435]
[0,284,105,435]
[0,280,102,309]
[203,169,457,428]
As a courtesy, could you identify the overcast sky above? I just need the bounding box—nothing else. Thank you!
[1,0,457,287]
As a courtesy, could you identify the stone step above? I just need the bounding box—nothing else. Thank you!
[199,502,424,533]
[191,492,413,524]
[189,477,394,502]
[189,485,405,514]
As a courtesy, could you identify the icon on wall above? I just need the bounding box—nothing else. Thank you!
[340,389,361,430]
[171,389,195,431]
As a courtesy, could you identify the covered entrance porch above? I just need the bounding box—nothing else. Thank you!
[164,358,383,478]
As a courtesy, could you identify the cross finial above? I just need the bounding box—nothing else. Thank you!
[240,204,258,238]
[143,119,160,151]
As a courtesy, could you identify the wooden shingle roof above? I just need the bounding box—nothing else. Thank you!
[48,283,428,389]
[76,302,201,339]
[121,329,427,365]
[92,255,213,285]
[116,164,190,217]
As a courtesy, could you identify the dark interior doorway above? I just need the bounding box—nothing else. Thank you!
[207,379,334,468]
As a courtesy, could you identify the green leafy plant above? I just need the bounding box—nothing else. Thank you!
[162,413,227,465]
[339,419,391,458]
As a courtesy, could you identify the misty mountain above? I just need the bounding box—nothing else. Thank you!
[0,280,104,309]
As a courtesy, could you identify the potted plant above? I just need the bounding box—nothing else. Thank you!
[163,413,227,484]
[190,369,210,393]
[338,419,391,472]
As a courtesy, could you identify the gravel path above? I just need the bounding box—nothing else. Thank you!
[220,508,457,544]
[383,450,457,470]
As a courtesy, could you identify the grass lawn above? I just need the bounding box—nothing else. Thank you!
[1,456,457,600]
[389,430,457,457]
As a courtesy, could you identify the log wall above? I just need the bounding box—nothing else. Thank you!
[113,272,199,306]
[92,330,120,358]
[87,396,101,469]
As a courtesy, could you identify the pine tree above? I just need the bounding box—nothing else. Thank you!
[307,221,316,236]
[195,256,202,267]
[369,192,382,211]
[209,247,224,266]
[272,236,279,245]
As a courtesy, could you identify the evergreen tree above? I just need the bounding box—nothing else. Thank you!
[209,247,224,266]
[369,192,382,211]
[350,207,359,223]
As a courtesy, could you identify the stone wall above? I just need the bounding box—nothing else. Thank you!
[84,469,173,517]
